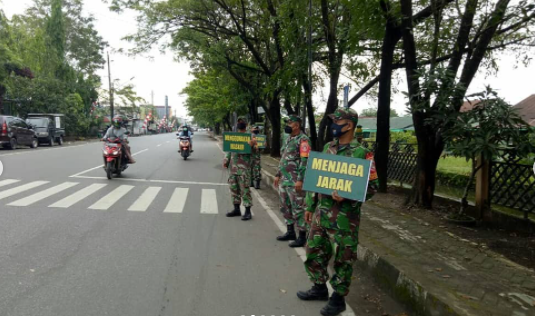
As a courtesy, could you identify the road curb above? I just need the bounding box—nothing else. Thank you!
[260,164,460,316]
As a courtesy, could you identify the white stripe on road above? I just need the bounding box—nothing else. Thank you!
[49,183,107,208]
[157,144,162,147]
[89,185,134,210]
[68,176,228,186]
[0,181,49,201]
[0,179,20,188]
[200,189,218,214]
[69,148,148,177]
[164,188,189,213]
[8,182,79,207]
[128,187,161,212]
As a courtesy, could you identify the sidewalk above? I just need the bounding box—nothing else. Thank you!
[260,154,535,316]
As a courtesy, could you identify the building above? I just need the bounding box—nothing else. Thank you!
[358,116,414,139]
[513,95,535,126]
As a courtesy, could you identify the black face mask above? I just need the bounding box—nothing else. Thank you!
[252,130,259,135]
[331,123,349,138]
[284,126,293,134]
[237,123,246,130]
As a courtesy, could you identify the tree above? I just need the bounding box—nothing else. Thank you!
[399,0,535,208]
[443,89,534,217]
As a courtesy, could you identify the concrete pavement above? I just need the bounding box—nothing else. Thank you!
[0,132,405,316]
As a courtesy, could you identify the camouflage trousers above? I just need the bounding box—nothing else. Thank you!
[229,172,253,207]
[304,208,361,296]
[278,185,306,232]
[251,155,261,181]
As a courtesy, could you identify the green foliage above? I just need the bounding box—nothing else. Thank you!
[1,0,105,136]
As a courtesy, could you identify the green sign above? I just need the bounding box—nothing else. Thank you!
[303,151,372,202]
[255,134,267,149]
[223,132,252,153]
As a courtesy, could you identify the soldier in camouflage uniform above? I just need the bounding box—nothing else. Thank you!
[223,117,257,221]
[250,126,262,189]
[274,115,312,248]
[297,108,379,316]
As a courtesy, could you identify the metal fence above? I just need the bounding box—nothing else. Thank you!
[361,141,418,184]
[490,150,535,218]
[362,141,535,218]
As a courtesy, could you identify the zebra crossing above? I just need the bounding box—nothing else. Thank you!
[0,179,225,214]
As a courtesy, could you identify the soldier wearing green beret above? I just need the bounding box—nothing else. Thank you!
[274,115,312,247]
[297,108,379,316]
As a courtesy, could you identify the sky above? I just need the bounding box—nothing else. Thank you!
[2,0,534,120]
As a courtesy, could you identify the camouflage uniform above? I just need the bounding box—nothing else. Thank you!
[304,110,379,297]
[251,132,262,183]
[224,149,254,207]
[276,130,311,232]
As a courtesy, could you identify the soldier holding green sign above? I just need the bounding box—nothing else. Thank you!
[297,108,378,316]
[223,117,257,221]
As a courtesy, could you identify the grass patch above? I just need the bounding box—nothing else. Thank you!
[437,156,472,176]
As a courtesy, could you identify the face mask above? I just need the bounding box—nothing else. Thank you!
[331,123,349,138]
[253,130,259,135]
[237,123,246,130]
[284,126,293,134]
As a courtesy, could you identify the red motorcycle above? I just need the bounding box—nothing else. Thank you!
[178,136,191,160]
[102,138,129,179]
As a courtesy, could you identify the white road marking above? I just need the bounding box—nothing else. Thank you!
[164,188,189,213]
[0,181,49,201]
[128,186,161,212]
[0,179,20,188]
[68,176,228,186]
[166,141,170,143]
[69,148,149,177]
[49,183,107,208]
[157,144,162,147]
[89,185,134,210]
[0,143,92,157]
[8,182,79,206]
[200,189,218,214]
[70,165,103,178]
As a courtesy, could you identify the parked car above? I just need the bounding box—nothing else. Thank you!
[26,113,65,146]
[0,115,39,149]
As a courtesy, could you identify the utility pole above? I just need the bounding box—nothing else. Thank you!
[165,95,169,118]
[303,0,312,131]
[151,91,154,106]
[107,52,114,119]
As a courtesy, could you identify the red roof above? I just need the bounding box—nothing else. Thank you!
[512,94,535,126]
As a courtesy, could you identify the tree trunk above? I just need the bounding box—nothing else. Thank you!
[375,13,399,193]
[302,75,318,150]
[269,91,281,157]
[318,74,339,149]
[0,85,5,115]
[215,122,221,135]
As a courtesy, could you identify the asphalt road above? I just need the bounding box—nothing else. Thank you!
[0,132,406,316]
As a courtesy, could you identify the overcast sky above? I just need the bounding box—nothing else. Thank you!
[2,0,534,119]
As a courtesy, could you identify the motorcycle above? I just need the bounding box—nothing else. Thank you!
[178,135,191,160]
[102,138,129,179]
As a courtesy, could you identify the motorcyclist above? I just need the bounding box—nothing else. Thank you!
[102,116,136,164]
[178,125,193,152]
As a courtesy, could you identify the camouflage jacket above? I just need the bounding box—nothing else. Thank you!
[224,136,257,175]
[306,139,378,214]
[276,131,311,187]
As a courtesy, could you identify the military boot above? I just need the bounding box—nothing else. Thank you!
[254,179,261,189]
[296,283,329,301]
[276,224,296,241]
[226,204,241,217]
[241,207,252,221]
[289,230,307,248]
[320,292,346,316]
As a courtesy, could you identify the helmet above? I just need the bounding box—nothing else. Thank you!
[112,116,123,128]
